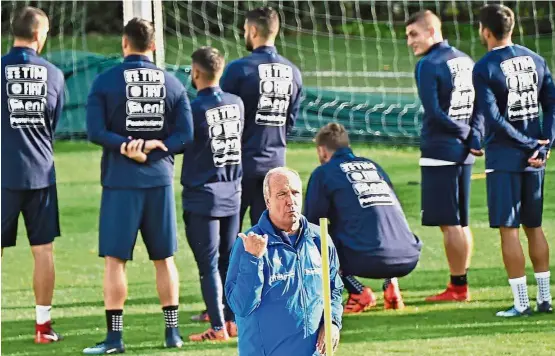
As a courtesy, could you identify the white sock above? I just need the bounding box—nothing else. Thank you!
[508,276,530,312]
[36,305,52,325]
[535,271,552,304]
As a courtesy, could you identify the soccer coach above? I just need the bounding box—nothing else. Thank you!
[225,167,343,356]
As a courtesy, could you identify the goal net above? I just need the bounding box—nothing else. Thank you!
[1,1,554,143]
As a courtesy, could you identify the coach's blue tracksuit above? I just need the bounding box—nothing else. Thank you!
[225,212,343,356]
[473,44,555,228]
[415,41,484,227]
[220,46,303,228]
[181,86,244,328]
[87,54,193,260]
[304,147,422,279]
[1,47,65,248]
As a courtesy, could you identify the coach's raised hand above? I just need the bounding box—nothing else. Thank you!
[239,232,268,258]
[120,139,147,163]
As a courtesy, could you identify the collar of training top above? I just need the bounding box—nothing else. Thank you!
[252,45,277,54]
[10,46,37,56]
[196,86,222,96]
[257,210,307,247]
[332,147,355,159]
[424,40,449,55]
[123,54,152,63]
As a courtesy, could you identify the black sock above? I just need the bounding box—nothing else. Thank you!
[383,278,392,291]
[162,305,179,329]
[106,309,123,342]
[450,274,468,286]
[342,275,365,294]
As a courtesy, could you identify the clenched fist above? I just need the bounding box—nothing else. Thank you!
[239,232,268,258]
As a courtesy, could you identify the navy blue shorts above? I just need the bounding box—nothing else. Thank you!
[337,246,419,279]
[421,164,471,227]
[1,185,60,248]
[99,186,177,261]
[486,170,544,228]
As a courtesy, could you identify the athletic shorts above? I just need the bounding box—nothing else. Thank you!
[421,164,471,227]
[1,185,60,248]
[99,186,177,260]
[486,170,544,228]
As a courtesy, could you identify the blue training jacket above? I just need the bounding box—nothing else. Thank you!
[225,211,343,356]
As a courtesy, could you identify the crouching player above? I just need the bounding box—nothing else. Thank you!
[304,123,422,312]
[182,47,243,341]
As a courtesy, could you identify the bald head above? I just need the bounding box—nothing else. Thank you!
[405,10,444,56]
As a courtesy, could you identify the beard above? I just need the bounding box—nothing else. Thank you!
[245,36,254,52]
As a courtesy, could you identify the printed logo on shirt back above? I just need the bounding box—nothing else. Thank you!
[446,57,475,121]
[255,63,293,126]
[340,161,394,208]
[5,64,48,129]
[500,56,539,121]
[206,104,242,167]
[124,68,166,131]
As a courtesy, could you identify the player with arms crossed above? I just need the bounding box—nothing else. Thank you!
[220,6,302,231]
[406,10,484,302]
[182,47,243,341]
[474,4,554,316]
[83,18,193,354]
[304,123,422,312]
[1,6,65,344]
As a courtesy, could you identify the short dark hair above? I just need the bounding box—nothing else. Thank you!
[315,123,350,151]
[245,6,279,38]
[191,46,225,80]
[11,6,48,40]
[479,4,514,40]
[123,17,155,52]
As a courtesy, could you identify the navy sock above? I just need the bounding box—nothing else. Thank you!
[105,310,123,342]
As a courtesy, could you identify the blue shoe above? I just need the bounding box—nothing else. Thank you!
[83,339,125,354]
[496,306,532,317]
[536,301,553,313]
[164,327,184,348]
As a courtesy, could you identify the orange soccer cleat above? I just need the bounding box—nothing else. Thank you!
[189,327,229,342]
[425,283,470,302]
[343,287,377,314]
[384,282,405,310]
[225,321,238,337]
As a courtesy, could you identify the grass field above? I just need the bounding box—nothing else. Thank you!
[1,142,554,355]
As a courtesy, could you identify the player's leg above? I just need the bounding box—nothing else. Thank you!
[337,245,376,313]
[521,170,552,313]
[249,177,267,227]
[83,188,142,354]
[218,213,240,337]
[487,171,532,317]
[460,165,474,271]
[422,165,470,302]
[184,211,229,342]
[22,185,62,343]
[141,186,183,348]
[239,178,252,232]
[382,255,420,310]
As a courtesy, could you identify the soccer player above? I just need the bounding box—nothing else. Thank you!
[225,167,343,356]
[474,4,554,316]
[182,47,243,341]
[83,18,193,354]
[220,6,303,231]
[406,10,484,302]
[2,5,65,344]
[304,123,422,312]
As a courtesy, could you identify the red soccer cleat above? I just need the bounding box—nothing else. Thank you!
[35,321,63,344]
[425,283,470,302]
[343,287,377,314]
[189,327,229,342]
[225,321,238,338]
[384,282,405,310]
[191,310,210,323]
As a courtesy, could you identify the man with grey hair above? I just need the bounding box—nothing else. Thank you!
[225,167,344,356]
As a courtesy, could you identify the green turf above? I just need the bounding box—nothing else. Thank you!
[2,142,554,355]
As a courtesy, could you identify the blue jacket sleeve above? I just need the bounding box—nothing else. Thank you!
[539,61,555,151]
[86,76,130,150]
[303,169,330,225]
[225,238,265,318]
[416,60,471,140]
[220,61,241,95]
[147,89,194,162]
[472,66,538,151]
[287,69,303,134]
[52,72,65,133]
